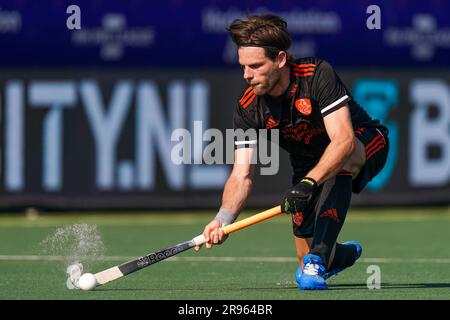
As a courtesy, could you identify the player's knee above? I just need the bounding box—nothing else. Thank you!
[343,138,366,178]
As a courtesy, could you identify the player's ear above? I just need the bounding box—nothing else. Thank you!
[277,51,287,68]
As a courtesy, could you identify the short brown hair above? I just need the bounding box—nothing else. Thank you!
[227,13,293,63]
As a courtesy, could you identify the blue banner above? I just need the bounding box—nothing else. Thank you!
[0,0,450,67]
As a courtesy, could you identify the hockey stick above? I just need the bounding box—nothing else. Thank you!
[93,205,282,287]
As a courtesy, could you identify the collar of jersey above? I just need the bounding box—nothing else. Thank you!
[261,67,299,127]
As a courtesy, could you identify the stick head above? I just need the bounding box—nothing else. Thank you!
[66,262,83,289]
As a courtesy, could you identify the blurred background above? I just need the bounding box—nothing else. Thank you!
[0,0,449,211]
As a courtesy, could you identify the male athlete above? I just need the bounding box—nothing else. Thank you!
[194,14,389,290]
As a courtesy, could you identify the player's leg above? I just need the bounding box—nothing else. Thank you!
[298,173,353,289]
[312,137,366,266]
[352,127,389,194]
[294,236,313,268]
[294,236,312,284]
[298,137,366,290]
[342,135,366,178]
[325,127,389,278]
[321,137,366,273]
[325,241,362,279]
[290,184,319,287]
[295,236,362,282]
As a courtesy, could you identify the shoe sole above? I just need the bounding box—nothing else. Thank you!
[299,286,328,290]
[299,275,328,290]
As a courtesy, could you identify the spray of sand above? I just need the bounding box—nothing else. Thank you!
[40,224,105,289]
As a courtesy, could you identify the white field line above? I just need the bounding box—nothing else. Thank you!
[0,255,450,264]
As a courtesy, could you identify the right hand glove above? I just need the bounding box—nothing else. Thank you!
[281,177,318,215]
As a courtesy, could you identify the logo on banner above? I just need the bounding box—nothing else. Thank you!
[71,13,155,60]
[409,80,450,187]
[384,14,450,61]
[354,80,398,191]
[0,8,22,33]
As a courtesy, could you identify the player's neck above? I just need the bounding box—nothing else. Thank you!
[267,66,291,98]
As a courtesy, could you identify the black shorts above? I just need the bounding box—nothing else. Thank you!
[352,126,389,193]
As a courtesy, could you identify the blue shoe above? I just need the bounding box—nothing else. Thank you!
[298,254,328,290]
[324,241,362,280]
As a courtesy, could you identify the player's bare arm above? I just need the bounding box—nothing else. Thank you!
[306,105,359,184]
[194,148,255,251]
[221,148,255,213]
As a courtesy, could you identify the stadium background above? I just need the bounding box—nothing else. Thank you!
[0,0,449,210]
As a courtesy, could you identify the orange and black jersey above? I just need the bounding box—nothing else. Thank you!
[233,57,386,176]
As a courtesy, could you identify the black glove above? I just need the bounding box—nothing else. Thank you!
[281,177,318,215]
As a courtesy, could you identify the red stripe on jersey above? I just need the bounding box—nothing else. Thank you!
[241,91,255,106]
[243,93,256,108]
[266,117,278,129]
[294,72,314,77]
[239,87,253,104]
[293,67,315,73]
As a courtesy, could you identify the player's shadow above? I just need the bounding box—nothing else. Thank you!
[92,283,450,292]
[328,283,450,290]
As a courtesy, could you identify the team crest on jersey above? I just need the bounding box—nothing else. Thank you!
[292,211,303,227]
[295,98,312,116]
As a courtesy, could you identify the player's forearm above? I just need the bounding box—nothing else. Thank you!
[306,138,354,184]
[221,174,253,215]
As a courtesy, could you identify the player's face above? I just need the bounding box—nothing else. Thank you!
[238,47,281,96]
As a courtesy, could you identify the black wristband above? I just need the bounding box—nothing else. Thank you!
[300,177,318,189]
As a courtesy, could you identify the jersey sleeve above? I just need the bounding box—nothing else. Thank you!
[233,102,258,149]
[311,60,351,117]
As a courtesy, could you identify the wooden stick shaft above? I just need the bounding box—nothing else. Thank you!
[191,205,282,246]
[222,205,282,235]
